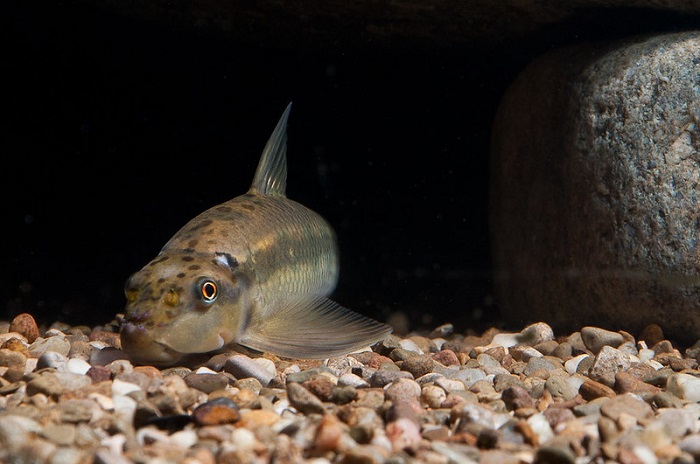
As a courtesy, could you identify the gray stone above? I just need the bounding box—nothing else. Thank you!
[656,408,697,438]
[588,346,632,387]
[667,373,700,402]
[519,322,554,345]
[286,382,326,415]
[0,415,42,452]
[368,369,413,388]
[580,327,625,354]
[223,355,274,386]
[491,31,700,343]
[448,367,487,388]
[29,336,71,357]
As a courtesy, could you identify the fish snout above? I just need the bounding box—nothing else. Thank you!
[120,322,183,366]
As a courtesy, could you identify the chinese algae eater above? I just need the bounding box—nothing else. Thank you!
[120,104,392,365]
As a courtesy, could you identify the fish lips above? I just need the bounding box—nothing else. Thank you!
[120,322,184,366]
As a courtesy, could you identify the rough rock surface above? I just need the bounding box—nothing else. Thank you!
[76,0,700,50]
[491,31,700,343]
[4,313,700,463]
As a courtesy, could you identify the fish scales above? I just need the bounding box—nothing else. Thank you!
[164,193,339,304]
[120,103,391,365]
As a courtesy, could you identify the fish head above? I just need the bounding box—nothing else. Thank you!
[120,250,249,366]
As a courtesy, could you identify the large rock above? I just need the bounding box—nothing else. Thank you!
[490,31,700,344]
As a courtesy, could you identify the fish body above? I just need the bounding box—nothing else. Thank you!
[120,104,392,365]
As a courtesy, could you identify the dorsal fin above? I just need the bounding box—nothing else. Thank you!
[249,102,291,196]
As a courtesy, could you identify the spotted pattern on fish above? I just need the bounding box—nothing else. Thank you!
[119,104,392,366]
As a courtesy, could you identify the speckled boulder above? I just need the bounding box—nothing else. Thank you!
[490,31,700,344]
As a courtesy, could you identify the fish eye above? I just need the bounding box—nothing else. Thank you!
[198,278,218,303]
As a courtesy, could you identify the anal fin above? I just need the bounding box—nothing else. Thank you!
[239,296,392,359]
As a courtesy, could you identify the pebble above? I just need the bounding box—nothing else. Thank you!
[4,316,700,463]
[192,397,240,426]
[223,354,275,386]
[287,381,326,414]
[9,313,41,343]
[667,373,700,402]
[580,326,625,353]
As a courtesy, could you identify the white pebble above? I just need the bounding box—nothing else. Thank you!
[338,373,369,388]
[519,347,543,361]
[100,434,127,456]
[136,427,169,446]
[399,339,424,354]
[631,445,658,464]
[667,373,700,402]
[171,429,198,449]
[230,428,257,452]
[88,393,114,411]
[253,357,277,376]
[67,358,91,375]
[638,348,655,363]
[112,395,137,423]
[646,359,664,370]
[111,378,141,396]
[435,377,466,392]
[527,413,554,444]
[194,366,219,375]
[564,354,590,374]
[491,333,520,348]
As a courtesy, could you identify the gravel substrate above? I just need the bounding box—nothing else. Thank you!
[1,313,700,464]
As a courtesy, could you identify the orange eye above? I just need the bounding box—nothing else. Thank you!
[200,279,218,303]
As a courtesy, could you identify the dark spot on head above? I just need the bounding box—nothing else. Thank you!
[188,264,201,270]
[183,248,195,254]
[215,251,238,269]
[149,256,170,266]
[166,309,177,319]
[217,206,233,213]
[187,239,199,248]
[157,278,166,284]
[146,320,155,328]
[182,256,195,262]
[188,219,213,232]
[242,204,255,211]
[177,273,186,278]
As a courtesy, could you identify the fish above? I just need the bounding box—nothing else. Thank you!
[119,103,392,366]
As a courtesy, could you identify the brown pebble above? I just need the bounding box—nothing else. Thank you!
[432,349,460,366]
[515,420,539,446]
[351,351,394,369]
[9,313,40,343]
[237,409,279,428]
[638,324,664,347]
[302,376,335,402]
[580,379,616,400]
[314,413,346,451]
[502,385,536,411]
[543,407,575,428]
[86,366,111,383]
[614,371,661,395]
[134,366,163,379]
[484,345,507,362]
[192,397,240,426]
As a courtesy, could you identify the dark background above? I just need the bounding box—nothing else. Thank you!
[3,3,699,333]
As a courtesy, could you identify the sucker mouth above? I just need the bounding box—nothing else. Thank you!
[120,322,184,366]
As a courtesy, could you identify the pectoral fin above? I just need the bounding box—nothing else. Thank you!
[239,296,392,359]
